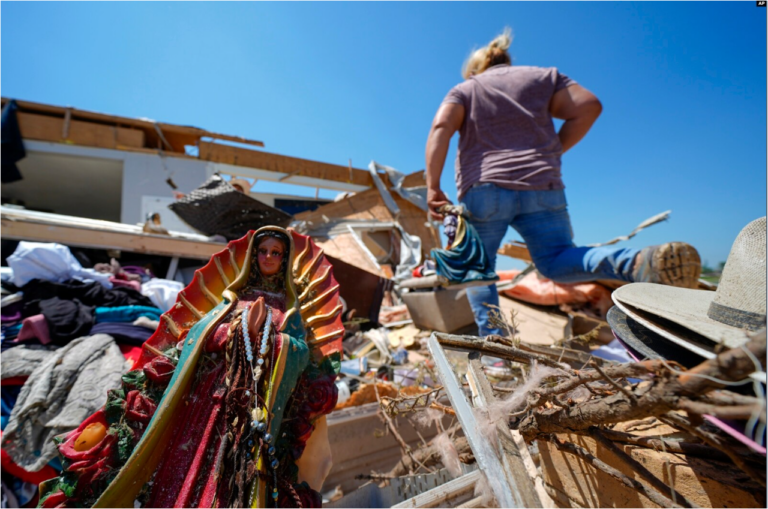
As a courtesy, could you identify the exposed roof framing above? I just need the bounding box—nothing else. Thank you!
[199,141,373,188]
[1,97,264,154]
[2,97,379,190]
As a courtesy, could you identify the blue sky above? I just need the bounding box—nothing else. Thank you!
[2,2,765,271]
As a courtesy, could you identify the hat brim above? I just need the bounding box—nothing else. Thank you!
[613,283,749,350]
[607,306,705,369]
[612,297,766,384]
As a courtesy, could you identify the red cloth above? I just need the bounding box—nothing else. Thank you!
[119,344,143,370]
[0,432,58,485]
[2,376,28,386]
[146,365,225,507]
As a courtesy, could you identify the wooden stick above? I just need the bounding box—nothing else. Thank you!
[597,428,745,464]
[544,435,682,508]
[592,362,637,402]
[677,399,764,420]
[589,428,698,508]
[661,412,766,488]
[373,382,431,475]
[435,333,571,370]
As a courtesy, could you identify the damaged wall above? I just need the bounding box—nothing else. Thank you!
[294,181,441,256]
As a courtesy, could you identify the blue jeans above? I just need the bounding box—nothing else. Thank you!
[461,184,639,336]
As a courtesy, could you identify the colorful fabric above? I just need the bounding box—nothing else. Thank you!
[431,216,497,285]
[94,305,162,324]
[1,385,22,431]
[139,278,183,312]
[90,323,154,346]
[0,334,126,472]
[16,314,52,345]
[22,279,154,310]
[0,434,58,485]
[7,242,113,288]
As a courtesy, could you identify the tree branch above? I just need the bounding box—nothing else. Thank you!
[661,412,766,488]
[544,434,683,508]
[597,428,754,464]
[373,382,432,475]
[435,333,572,370]
[589,428,697,508]
[676,399,764,421]
[519,331,766,444]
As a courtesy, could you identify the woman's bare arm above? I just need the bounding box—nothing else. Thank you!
[426,102,465,219]
[550,84,602,154]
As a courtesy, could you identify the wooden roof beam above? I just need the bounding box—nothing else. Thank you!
[1,97,265,151]
[198,141,374,188]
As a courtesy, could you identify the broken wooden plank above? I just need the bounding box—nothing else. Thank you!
[198,141,373,188]
[466,358,549,508]
[427,333,523,508]
[294,187,441,254]
[455,495,486,508]
[391,470,484,509]
[1,207,224,260]
[17,112,145,150]
[498,241,532,262]
[2,97,264,151]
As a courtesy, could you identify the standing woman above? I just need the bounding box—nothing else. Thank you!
[426,29,700,336]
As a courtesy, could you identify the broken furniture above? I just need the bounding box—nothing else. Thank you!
[168,173,292,239]
[400,287,475,334]
[427,332,545,508]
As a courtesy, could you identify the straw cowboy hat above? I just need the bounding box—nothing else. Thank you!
[612,217,766,358]
[606,306,706,368]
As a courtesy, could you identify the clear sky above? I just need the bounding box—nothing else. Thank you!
[2,2,765,271]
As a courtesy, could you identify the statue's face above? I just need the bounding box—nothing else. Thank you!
[257,237,286,277]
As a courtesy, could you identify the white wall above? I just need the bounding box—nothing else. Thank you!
[121,152,212,227]
[2,149,123,222]
[15,141,366,233]
[18,141,214,231]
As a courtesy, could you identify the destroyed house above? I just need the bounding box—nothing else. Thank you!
[1,97,438,323]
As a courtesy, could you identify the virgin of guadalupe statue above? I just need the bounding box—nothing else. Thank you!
[38,227,344,508]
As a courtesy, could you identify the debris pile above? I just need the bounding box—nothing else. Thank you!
[1,96,764,509]
[318,217,766,509]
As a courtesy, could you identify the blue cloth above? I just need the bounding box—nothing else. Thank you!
[94,305,161,324]
[1,385,23,431]
[1,324,21,348]
[2,323,22,338]
[432,218,498,284]
[460,184,639,336]
[89,322,153,346]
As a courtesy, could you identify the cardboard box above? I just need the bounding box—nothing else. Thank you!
[401,287,476,333]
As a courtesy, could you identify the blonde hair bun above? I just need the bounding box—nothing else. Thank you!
[488,27,513,51]
[462,27,514,79]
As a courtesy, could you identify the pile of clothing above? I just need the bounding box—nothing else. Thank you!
[0,242,185,507]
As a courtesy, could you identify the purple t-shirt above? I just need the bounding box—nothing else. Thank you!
[442,65,576,200]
